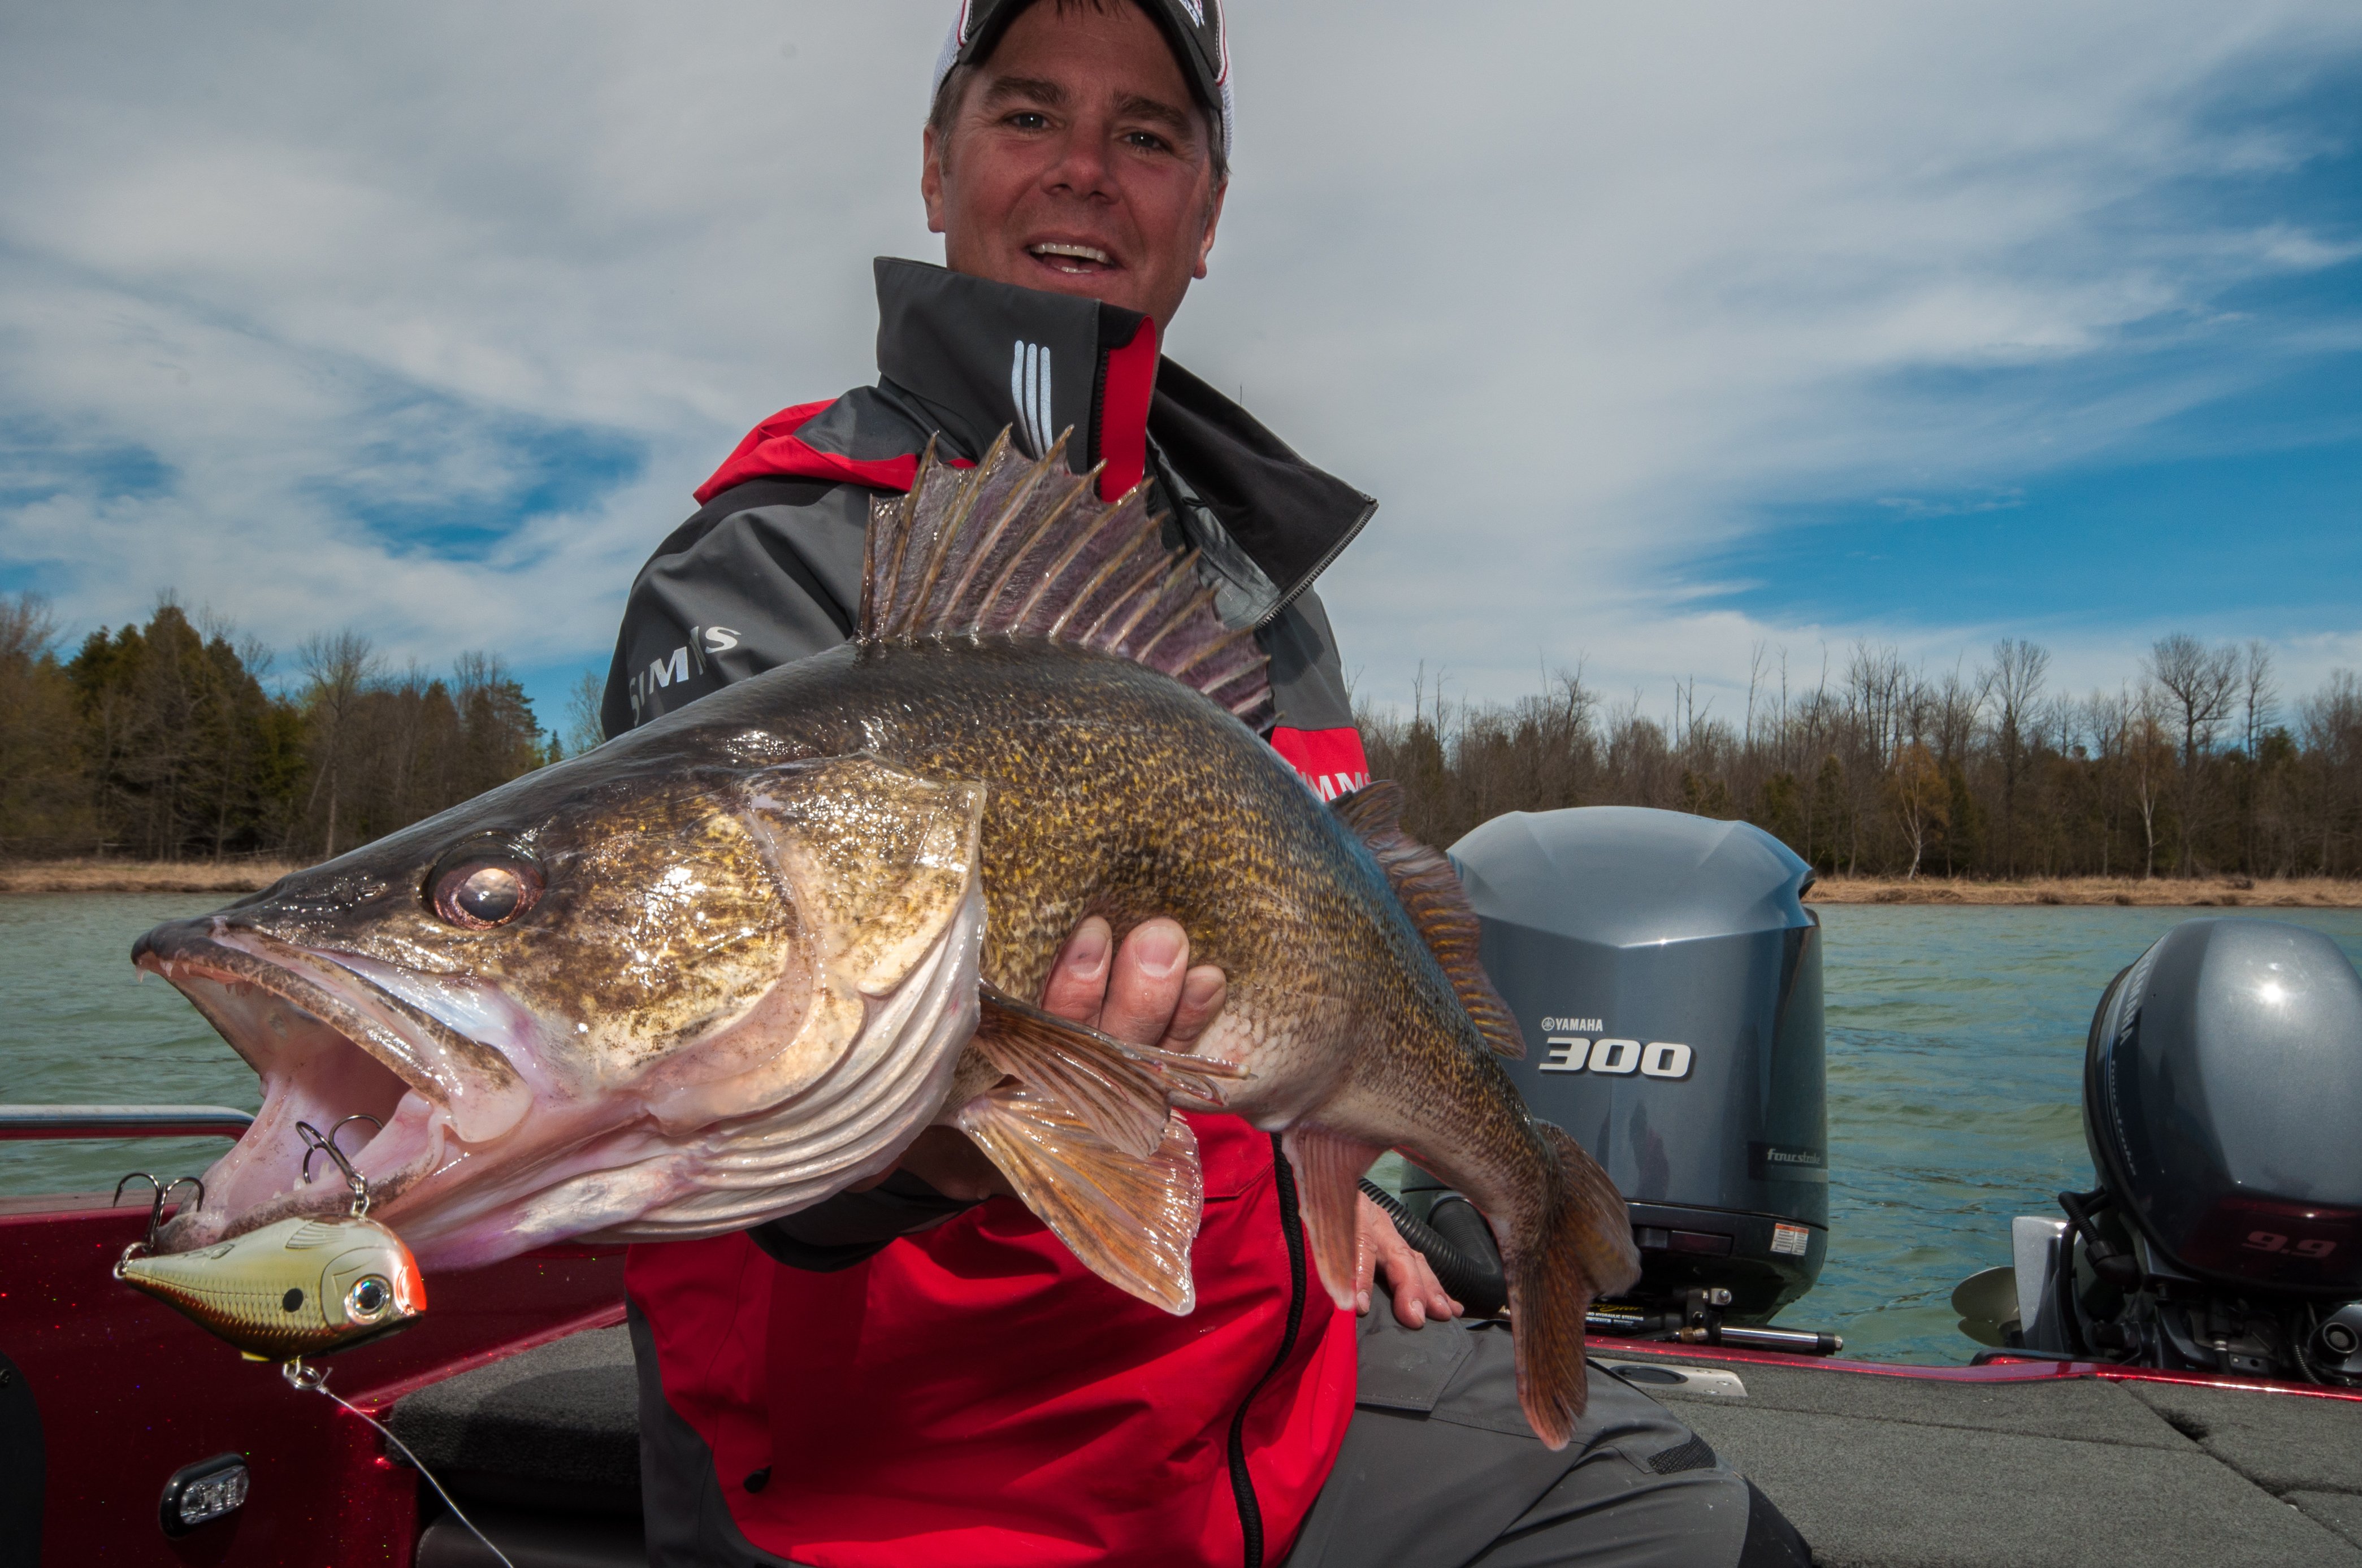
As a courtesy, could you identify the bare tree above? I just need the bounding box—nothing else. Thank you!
[2234,641,2279,871]
[2301,672,2362,875]
[300,631,379,860]
[1982,638,2049,877]
[1889,741,1947,879]
[2144,635,2239,875]
[2240,642,2279,758]
[562,671,609,757]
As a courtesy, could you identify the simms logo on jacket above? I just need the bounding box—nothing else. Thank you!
[625,626,740,719]
[1269,726,1372,803]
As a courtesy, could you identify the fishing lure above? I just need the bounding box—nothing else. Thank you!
[114,1119,426,1360]
[116,1212,426,1361]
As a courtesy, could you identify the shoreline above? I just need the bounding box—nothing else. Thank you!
[0,861,301,894]
[1804,875,2361,907]
[3,861,2357,909]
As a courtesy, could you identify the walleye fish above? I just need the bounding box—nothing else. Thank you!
[116,1213,424,1361]
[135,434,1637,1445]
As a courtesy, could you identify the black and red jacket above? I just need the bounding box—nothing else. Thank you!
[603,259,1381,1567]
[603,256,1377,800]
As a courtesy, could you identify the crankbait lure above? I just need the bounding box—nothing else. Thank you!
[115,1212,427,1361]
[114,1118,425,1360]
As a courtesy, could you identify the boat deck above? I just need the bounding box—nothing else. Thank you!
[388,1328,2362,1567]
[1606,1343,2362,1568]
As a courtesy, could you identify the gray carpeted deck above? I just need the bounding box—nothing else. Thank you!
[390,1327,2362,1567]
[389,1325,642,1517]
[1604,1347,2362,1568]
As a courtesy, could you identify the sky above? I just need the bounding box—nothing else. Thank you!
[3,2,2358,739]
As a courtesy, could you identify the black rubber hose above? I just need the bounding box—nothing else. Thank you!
[1357,1179,1510,1318]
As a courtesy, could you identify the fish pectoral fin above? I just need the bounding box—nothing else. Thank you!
[977,984,1246,1159]
[1281,1126,1385,1312]
[956,1084,1204,1315]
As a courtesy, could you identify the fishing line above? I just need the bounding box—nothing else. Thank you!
[283,1359,518,1568]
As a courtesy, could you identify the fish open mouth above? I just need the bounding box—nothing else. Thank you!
[135,917,535,1256]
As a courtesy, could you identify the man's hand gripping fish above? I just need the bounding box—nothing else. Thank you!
[129,435,1639,1445]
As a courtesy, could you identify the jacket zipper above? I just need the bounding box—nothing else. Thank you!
[1227,1133,1308,1568]
[1256,495,1379,631]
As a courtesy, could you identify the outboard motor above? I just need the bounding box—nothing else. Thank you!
[1437,806,1835,1352]
[1995,919,2362,1384]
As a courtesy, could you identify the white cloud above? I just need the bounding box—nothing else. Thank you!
[1,1,2356,719]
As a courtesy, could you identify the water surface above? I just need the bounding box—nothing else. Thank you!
[0,894,260,1198]
[5,893,2358,1365]
[1792,904,2362,1362]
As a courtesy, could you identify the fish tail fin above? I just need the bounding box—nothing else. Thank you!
[1507,1122,1642,1450]
[1282,1125,1384,1310]
[863,439,1273,726]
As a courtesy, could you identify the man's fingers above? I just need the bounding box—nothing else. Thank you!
[1390,1245,1462,1328]
[1355,1192,1467,1330]
[1164,965,1228,1047]
[1038,915,1114,1025]
[1099,918,1189,1048]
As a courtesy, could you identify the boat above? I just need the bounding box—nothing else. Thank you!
[5,807,2358,1565]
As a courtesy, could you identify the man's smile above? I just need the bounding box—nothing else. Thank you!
[1026,240,1120,276]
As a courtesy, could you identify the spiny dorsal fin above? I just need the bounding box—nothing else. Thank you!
[1335,781,1525,1058]
[860,433,1272,727]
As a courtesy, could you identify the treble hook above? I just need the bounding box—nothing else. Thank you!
[297,1114,382,1185]
[295,1118,375,1215]
[112,1173,205,1252]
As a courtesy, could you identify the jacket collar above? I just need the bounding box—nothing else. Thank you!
[699,259,1376,617]
[876,259,1375,617]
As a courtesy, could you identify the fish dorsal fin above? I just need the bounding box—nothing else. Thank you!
[1334,781,1525,1058]
[861,432,1272,727]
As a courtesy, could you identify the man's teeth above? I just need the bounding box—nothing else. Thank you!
[1030,244,1113,267]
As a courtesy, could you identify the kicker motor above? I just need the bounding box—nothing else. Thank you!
[1964,918,2362,1383]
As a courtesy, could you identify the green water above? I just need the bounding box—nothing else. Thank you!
[1794,904,2362,1363]
[0,894,262,1198]
[5,893,2359,1364]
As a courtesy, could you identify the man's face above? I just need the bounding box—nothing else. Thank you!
[922,0,1225,332]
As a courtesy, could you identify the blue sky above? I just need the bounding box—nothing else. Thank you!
[1705,67,2362,647]
[2,2,2358,736]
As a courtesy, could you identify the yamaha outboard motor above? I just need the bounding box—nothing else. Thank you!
[1999,919,2362,1384]
[1437,807,1834,1351]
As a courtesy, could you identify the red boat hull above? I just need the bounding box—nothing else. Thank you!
[1,1193,625,1566]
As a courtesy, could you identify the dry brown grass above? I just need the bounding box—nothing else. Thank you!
[0,859,300,893]
[1806,875,2362,908]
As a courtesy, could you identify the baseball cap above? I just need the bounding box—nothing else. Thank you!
[931,0,1234,160]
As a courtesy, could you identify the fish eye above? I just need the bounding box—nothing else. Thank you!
[347,1276,392,1321]
[428,843,544,930]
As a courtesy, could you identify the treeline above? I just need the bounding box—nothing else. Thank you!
[1362,636,2362,880]
[0,596,562,862]
[11,592,2359,882]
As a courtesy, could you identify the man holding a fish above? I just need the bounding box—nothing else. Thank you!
[596,4,1813,1566]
